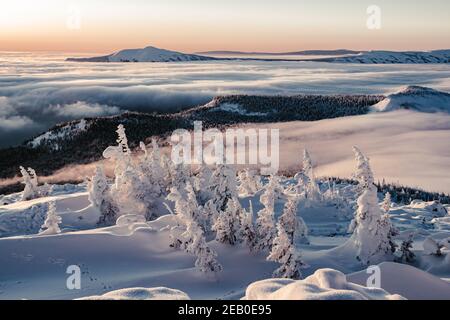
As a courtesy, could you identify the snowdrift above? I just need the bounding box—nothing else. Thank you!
[244,268,404,300]
[78,287,190,300]
[373,86,450,113]
[348,262,450,300]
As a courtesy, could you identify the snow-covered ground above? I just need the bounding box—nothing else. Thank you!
[1,177,449,300]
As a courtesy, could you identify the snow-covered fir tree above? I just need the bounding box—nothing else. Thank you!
[237,168,262,196]
[212,197,243,245]
[423,237,444,256]
[279,197,309,245]
[397,233,415,263]
[88,165,119,226]
[301,149,321,203]
[210,164,238,213]
[201,199,219,233]
[381,192,392,213]
[255,175,278,251]
[20,166,39,201]
[39,202,62,235]
[171,163,192,192]
[186,218,222,275]
[194,163,214,206]
[167,182,206,249]
[240,201,257,251]
[267,223,307,279]
[346,146,393,265]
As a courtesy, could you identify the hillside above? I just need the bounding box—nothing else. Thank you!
[372,86,450,113]
[0,94,382,182]
[67,46,216,63]
[316,50,450,64]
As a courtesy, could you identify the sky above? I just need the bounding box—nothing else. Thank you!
[0,0,449,53]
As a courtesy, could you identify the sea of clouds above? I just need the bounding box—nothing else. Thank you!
[1,51,450,147]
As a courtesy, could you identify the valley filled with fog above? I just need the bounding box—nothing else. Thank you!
[1,51,450,147]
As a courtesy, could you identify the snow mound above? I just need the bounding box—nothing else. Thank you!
[347,262,450,300]
[373,86,450,113]
[244,268,404,300]
[68,46,215,63]
[318,50,450,64]
[78,287,190,300]
[409,200,448,218]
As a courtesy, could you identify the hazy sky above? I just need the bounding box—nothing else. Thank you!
[1,0,449,53]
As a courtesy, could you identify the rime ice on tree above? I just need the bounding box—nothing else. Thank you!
[267,223,307,279]
[20,166,39,201]
[39,202,62,235]
[345,146,393,265]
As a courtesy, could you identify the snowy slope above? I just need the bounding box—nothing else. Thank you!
[347,262,450,300]
[1,178,449,299]
[27,119,90,150]
[316,50,450,64]
[67,46,216,63]
[372,86,450,113]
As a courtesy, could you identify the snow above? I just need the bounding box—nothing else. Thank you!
[318,50,450,64]
[347,262,450,300]
[78,287,190,300]
[244,268,404,300]
[215,103,268,116]
[0,177,449,300]
[29,119,89,150]
[71,46,216,63]
[373,86,450,113]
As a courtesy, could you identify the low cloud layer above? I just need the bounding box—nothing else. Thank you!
[1,52,450,147]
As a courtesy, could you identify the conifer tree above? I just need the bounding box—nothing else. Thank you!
[39,202,62,235]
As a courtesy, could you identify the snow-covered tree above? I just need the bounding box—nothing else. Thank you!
[210,164,238,213]
[88,165,119,226]
[381,192,392,213]
[201,199,219,232]
[346,146,393,265]
[139,139,166,190]
[212,197,243,245]
[423,237,445,256]
[267,223,307,279]
[167,182,206,248]
[20,166,39,201]
[171,163,192,192]
[240,201,257,250]
[186,219,222,275]
[397,233,415,263]
[352,146,373,195]
[279,197,309,245]
[194,163,214,206]
[255,175,278,251]
[302,149,321,203]
[39,202,62,235]
[237,168,262,196]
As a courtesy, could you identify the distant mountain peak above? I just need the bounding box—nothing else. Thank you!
[67,45,216,63]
